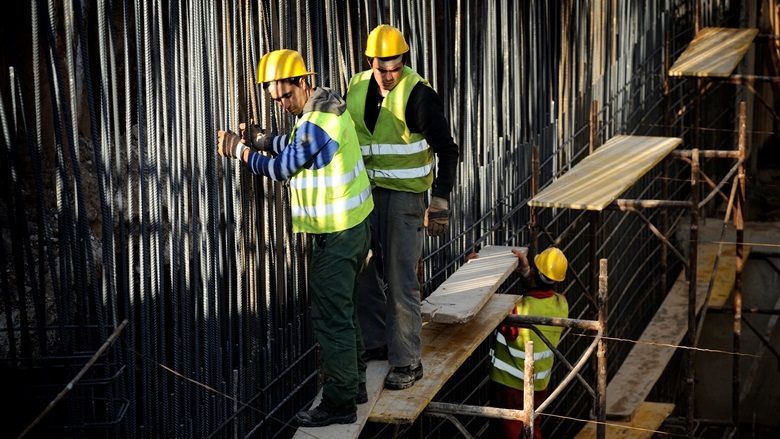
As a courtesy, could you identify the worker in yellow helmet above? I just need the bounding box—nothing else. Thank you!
[489,247,569,439]
[345,24,460,391]
[216,49,374,428]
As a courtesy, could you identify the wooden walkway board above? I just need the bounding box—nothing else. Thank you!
[668,27,758,77]
[421,245,522,323]
[292,361,391,439]
[369,293,521,424]
[528,135,682,211]
[605,263,711,420]
[574,402,674,438]
[699,242,752,309]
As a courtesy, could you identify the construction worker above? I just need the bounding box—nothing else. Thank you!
[217,49,373,428]
[346,24,460,391]
[489,247,569,439]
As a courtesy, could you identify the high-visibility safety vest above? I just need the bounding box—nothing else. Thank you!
[287,109,374,234]
[489,293,568,391]
[346,67,434,193]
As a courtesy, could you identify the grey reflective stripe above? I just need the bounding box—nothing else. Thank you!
[360,139,429,156]
[495,331,555,361]
[366,163,433,180]
[489,346,553,381]
[290,160,365,190]
[493,333,555,364]
[290,185,372,218]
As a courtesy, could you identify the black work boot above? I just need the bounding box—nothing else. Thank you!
[356,382,368,404]
[384,362,423,390]
[294,404,356,427]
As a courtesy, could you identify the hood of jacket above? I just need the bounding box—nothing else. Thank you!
[302,86,347,116]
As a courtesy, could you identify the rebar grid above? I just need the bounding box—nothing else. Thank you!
[0,1,754,438]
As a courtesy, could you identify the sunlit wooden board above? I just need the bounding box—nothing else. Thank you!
[605,270,708,420]
[668,27,758,77]
[293,361,391,439]
[698,242,752,309]
[421,246,522,324]
[528,135,682,210]
[573,402,674,438]
[369,293,521,424]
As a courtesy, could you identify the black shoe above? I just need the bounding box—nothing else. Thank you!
[362,345,388,362]
[294,404,356,428]
[356,382,368,404]
[384,362,423,390]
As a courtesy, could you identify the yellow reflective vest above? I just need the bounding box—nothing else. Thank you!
[489,293,568,391]
[288,109,373,234]
[346,67,434,193]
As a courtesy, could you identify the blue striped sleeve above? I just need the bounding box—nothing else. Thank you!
[244,121,338,181]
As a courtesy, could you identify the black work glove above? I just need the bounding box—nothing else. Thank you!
[424,196,450,237]
[244,121,269,152]
[217,129,247,160]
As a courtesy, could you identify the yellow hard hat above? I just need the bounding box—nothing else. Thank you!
[364,24,409,58]
[534,247,568,282]
[256,49,316,84]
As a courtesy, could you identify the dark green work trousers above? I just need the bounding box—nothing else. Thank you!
[309,216,371,412]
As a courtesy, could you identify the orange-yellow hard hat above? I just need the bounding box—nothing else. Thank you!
[364,24,409,58]
[256,49,316,84]
[534,247,568,282]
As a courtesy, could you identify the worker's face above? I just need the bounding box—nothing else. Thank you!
[267,78,308,116]
[370,56,404,94]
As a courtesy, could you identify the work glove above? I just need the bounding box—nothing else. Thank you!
[424,196,450,237]
[243,121,269,152]
[217,129,247,160]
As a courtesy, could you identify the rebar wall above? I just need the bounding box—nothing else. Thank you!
[0,1,746,438]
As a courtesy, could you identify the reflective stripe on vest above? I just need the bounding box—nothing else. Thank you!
[489,333,555,381]
[488,294,568,391]
[346,67,434,193]
[288,109,373,234]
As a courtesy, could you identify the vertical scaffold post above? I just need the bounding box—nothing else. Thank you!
[596,259,608,439]
[523,340,535,439]
[687,148,700,435]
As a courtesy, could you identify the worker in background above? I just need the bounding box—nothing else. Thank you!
[346,24,460,390]
[489,247,569,439]
[216,49,373,428]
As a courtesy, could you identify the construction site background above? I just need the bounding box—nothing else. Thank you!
[0,1,778,438]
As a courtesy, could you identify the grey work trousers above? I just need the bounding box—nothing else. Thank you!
[357,188,425,368]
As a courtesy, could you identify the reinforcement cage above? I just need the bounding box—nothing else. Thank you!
[0,1,751,438]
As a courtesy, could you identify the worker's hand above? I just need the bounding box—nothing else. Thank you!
[217,129,247,160]
[424,196,450,237]
[242,121,269,152]
[512,248,531,277]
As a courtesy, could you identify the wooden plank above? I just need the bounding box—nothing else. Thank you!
[668,27,758,77]
[698,242,752,309]
[528,136,682,210]
[369,294,521,424]
[605,269,709,420]
[292,361,391,439]
[605,237,754,420]
[421,245,522,324]
[573,402,674,438]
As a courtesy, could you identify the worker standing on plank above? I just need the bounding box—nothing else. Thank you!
[489,247,569,439]
[346,24,460,391]
[217,49,373,428]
